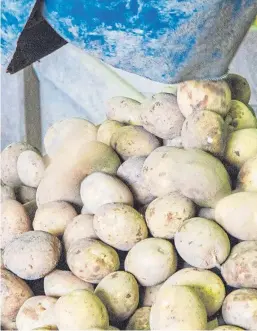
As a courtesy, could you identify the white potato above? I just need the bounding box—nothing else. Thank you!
[97,120,125,146]
[141,283,163,307]
[237,155,257,192]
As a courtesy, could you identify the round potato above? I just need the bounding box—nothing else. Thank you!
[95,271,139,322]
[221,241,257,288]
[224,128,257,169]
[150,285,207,330]
[140,93,184,139]
[44,269,94,297]
[63,214,97,251]
[222,289,257,330]
[67,238,120,284]
[15,185,37,204]
[145,192,195,239]
[110,126,160,160]
[3,231,61,280]
[181,110,227,156]
[163,136,183,148]
[162,268,226,316]
[174,217,230,269]
[33,201,77,236]
[126,307,151,330]
[225,100,256,132]
[177,80,231,118]
[215,191,257,240]
[0,181,15,203]
[117,156,155,205]
[97,120,125,146]
[1,269,33,330]
[1,199,31,249]
[125,238,177,286]
[237,155,257,192]
[225,73,251,104]
[93,203,148,251]
[16,296,57,331]
[80,172,133,214]
[141,283,163,307]
[198,208,215,220]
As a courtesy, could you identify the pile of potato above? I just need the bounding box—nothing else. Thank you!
[1,73,257,331]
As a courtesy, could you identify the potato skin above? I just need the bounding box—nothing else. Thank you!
[126,307,151,330]
[222,289,257,330]
[150,285,207,330]
[97,120,125,146]
[67,238,120,284]
[221,241,257,288]
[225,100,256,132]
[141,283,163,307]
[237,155,257,192]
[95,271,139,322]
[225,73,251,104]
[93,203,148,251]
[54,289,109,330]
[0,181,16,203]
[1,269,33,329]
[3,231,61,280]
[1,199,31,249]
[125,238,177,286]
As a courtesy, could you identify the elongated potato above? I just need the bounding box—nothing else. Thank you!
[215,191,257,240]
[93,203,148,251]
[162,268,225,316]
[0,181,15,203]
[80,172,133,214]
[225,100,256,132]
[221,241,257,288]
[141,283,163,307]
[125,238,177,286]
[1,269,33,330]
[145,192,195,239]
[222,289,257,330]
[225,73,251,104]
[126,307,151,330]
[97,120,125,146]
[95,271,139,322]
[150,285,207,330]
[15,185,37,204]
[237,155,257,192]
[174,217,230,269]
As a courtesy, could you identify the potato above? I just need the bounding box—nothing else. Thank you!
[141,283,163,307]
[55,289,109,330]
[33,201,77,236]
[15,185,37,204]
[221,241,257,288]
[117,156,155,205]
[224,128,257,169]
[126,307,151,330]
[215,191,257,240]
[125,238,177,286]
[145,192,195,239]
[177,80,231,118]
[97,120,125,146]
[163,136,183,148]
[23,200,37,221]
[44,269,94,297]
[3,231,61,280]
[63,214,97,251]
[44,118,97,157]
[95,271,139,322]
[162,268,225,316]
[207,318,219,330]
[222,289,257,330]
[93,203,148,251]
[107,96,142,125]
[0,142,36,187]
[198,208,215,220]
[16,296,57,331]
[225,73,251,104]
[1,269,33,330]
[140,93,184,139]
[67,238,120,284]
[110,126,160,160]
[214,326,244,331]
[36,141,121,206]
[225,100,256,132]
[0,181,15,203]
[150,285,207,330]
[80,172,133,214]
[174,217,230,269]
[32,327,57,330]
[181,110,227,156]
[1,199,31,249]
[237,155,257,192]
[143,147,231,207]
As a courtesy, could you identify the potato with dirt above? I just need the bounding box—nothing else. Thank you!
[225,73,251,104]
[97,120,125,146]
[237,155,257,192]
[215,191,257,240]
[80,172,133,214]
[222,289,257,330]
[67,238,120,283]
[95,271,139,322]
[174,217,230,269]
[3,231,61,280]
[126,307,151,330]
[140,93,185,139]
[141,283,163,307]
[1,269,33,330]
[145,192,195,239]
[221,241,257,288]
[93,203,148,251]
[0,181,16,203]
[177,80,231,118]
